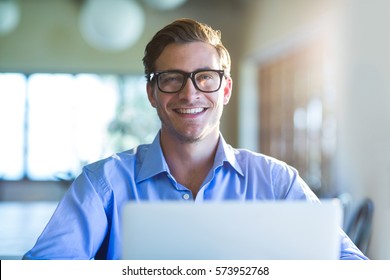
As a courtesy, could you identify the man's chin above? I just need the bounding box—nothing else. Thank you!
[167,128,203,144]
[176,133,202,144]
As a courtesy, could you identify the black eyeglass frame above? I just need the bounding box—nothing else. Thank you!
[147,69,226,94]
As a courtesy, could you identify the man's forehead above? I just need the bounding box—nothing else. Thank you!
[154,42,221,71]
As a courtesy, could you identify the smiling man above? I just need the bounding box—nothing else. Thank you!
[23,18,367,260]
[146,40,232,197]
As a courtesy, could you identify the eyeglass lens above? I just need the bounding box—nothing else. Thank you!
[157,70,222,93]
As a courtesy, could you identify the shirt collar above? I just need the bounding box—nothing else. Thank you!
[136,132,243,183]
[136,132,169,183]
[213,134,244,176]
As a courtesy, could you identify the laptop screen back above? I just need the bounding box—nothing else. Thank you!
[121,200,342,260]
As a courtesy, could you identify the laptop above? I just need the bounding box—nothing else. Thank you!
[121,200,342,260]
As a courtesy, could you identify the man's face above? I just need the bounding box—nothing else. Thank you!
[147,42,232,143]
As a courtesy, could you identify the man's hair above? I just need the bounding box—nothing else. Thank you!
[143,18,231,78]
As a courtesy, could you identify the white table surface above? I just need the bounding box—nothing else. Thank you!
[0,201,58,259]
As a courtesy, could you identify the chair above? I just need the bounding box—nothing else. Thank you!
[345,198,374,255]
[337,192,353,230]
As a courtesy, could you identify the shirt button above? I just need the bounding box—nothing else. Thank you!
[183,193,190,200]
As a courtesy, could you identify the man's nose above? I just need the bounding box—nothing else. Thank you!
[178,77,199,100]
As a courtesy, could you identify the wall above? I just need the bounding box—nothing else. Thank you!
[0,180,67,201]
[337,0,390,260]
[240,0,390,259]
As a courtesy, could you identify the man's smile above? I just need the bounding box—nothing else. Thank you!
[174,107,207,115]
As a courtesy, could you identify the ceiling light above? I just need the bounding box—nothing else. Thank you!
[143,0,187,10]
[79,0,145,51]
[0,0,20,36]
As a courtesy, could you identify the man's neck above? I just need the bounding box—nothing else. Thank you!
[159,130,220,196]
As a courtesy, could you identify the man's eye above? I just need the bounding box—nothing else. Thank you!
[160,75,182,84]
[197,72,216,82]
[199,74,212,80]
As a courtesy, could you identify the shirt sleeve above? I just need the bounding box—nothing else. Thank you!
[276,164,368,260]
[339,229,369,260]
[22,170,109,260]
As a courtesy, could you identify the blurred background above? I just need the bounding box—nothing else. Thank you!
[0,0,389,259]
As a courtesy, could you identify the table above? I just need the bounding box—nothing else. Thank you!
[0,202,58,259]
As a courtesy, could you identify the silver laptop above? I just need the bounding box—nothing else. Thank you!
[121,200,342,260]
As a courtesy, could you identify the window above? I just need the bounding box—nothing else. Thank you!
[0,73,159,181]
[0,74,25,179]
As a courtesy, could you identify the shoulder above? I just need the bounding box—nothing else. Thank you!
[231,146,296,175]
[70,144,152,202]
[84,144,151,173]
[231,147,316,200]
[78,144,152,192]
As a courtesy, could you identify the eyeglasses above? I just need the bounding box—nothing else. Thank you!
[147,69,225,94]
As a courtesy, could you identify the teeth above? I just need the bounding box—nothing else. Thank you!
[176,108,205,114]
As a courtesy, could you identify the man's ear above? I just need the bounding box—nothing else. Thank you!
[146,82,157,108]
[223,76,233,105]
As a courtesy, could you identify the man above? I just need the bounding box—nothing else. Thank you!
[23,18,367,260]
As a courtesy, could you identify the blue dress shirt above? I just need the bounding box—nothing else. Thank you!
[23,133,367,260]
